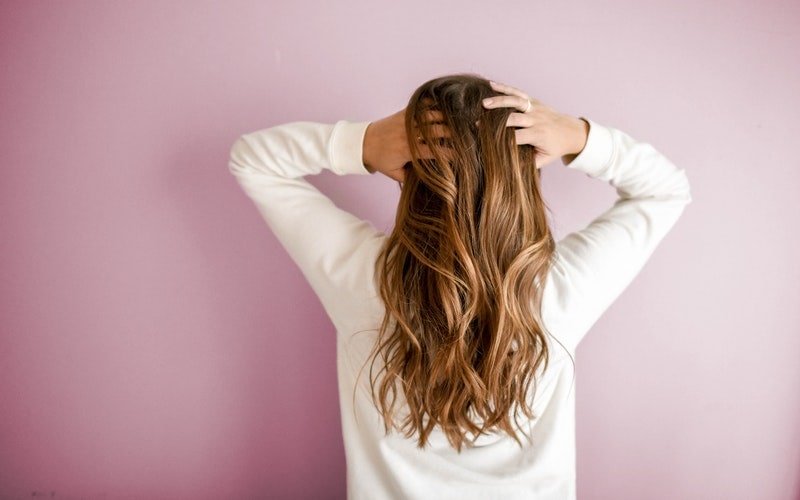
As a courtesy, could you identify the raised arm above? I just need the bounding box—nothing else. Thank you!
[541,118,693,353]
[227,120,387,333]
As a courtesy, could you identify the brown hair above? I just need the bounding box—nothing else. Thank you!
[360,73,569,452]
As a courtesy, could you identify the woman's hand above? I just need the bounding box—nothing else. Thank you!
[362,108,449,183]
[481,80,589,169]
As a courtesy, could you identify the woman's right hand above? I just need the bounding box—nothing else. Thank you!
[481,80,589,169]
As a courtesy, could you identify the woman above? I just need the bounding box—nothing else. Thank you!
[228,73,692,499]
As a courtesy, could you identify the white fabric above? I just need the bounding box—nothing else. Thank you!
[228,117,692,499]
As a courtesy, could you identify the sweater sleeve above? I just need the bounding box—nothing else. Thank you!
[227,120,387,332]
[541,118,693,354]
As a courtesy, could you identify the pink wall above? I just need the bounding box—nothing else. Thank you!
[1,1,798,498]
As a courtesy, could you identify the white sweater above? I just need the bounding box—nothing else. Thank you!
[228,117,692,499]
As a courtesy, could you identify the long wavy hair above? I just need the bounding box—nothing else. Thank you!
[360,73,571,452]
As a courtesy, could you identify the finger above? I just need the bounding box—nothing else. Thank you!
[515,132,550,169]
[488,80,530,100]
[506,112,534,128]
[482,95,530,112]
[514,128,534,147]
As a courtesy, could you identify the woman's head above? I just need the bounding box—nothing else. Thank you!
[362,72,564,452]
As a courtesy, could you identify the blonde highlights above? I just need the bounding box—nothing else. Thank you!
[361,73,565,452]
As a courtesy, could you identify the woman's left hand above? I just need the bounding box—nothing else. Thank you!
[362,107,449,182]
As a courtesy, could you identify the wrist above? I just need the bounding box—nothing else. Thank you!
[561,116,589,165]
[568,116,589,156]
[362,122,378,174]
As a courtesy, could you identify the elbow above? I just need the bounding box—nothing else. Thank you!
[228,135,252,176]
[661,151,692,206]
[678,168,693,205]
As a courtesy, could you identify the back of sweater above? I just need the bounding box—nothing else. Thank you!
[227,117,692,499]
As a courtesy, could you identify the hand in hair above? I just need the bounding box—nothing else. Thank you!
[362,107,451,183]
[482,80,589,169]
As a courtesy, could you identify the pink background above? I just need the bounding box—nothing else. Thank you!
[1,1,798,499]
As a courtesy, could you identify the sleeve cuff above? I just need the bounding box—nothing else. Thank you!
[329,120,373,176]
[563,117,615,177]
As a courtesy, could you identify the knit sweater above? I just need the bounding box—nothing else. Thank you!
[228,116,692,499]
